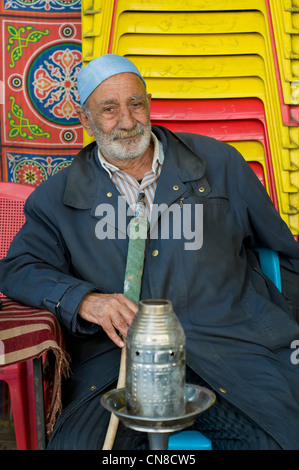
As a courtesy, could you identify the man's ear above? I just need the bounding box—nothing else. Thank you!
[76,106,94,137]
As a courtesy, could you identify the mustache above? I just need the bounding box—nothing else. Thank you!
[111,126,145,140]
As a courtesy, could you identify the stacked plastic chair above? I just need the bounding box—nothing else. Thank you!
[81,0,299,238]
[267,0,299,236]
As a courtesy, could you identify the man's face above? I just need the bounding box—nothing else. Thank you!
[80,72,152,162]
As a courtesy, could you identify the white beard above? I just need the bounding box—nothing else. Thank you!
[91,121,152,161]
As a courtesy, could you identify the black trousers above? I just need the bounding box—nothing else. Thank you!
[47,366,282,450]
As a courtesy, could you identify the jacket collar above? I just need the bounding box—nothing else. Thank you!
[63,125,209,209]
[152,126,209,208]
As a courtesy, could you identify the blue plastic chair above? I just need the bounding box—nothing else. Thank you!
[255,248,282,292]
[168,248,281,450]
[168,430,212,450]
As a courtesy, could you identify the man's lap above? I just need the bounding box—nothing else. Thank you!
[47,367,281,450]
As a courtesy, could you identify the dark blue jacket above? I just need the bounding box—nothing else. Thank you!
[1,126,299,448]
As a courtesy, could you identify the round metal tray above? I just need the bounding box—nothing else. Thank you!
[101,384,216,433]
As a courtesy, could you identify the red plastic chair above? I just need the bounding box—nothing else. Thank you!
[0,182,34,276]
[0,182,40,450]
[150,98,278,209]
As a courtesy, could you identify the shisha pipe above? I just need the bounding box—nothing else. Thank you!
[102,193,148,450]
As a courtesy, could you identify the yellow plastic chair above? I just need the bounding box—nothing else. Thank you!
[269,0,299,105]
[114,0,269,14]
[81,0,116,62]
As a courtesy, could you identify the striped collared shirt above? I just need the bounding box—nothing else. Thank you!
[97,132,164,220]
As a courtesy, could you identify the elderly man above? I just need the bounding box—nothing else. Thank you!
[0,54,299,450]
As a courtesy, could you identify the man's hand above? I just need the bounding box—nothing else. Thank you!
[78,292,138,347]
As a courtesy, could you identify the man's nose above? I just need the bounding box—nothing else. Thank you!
[117,105,136,129]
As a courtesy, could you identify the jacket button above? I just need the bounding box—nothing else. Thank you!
[90,385,97,391]
[219,387,227,394]
[107,192,112,197]
[152,250,159,257]
[173,185,179,191]
[198,187,205,193]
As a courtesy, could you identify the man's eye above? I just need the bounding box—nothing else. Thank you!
[131,102,143,110]
[104,107,115,113]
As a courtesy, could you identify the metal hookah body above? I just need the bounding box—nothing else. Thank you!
[125,299,186,419]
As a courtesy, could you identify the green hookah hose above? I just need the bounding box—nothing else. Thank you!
[123,192,148,304]
[102,193,148,449]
